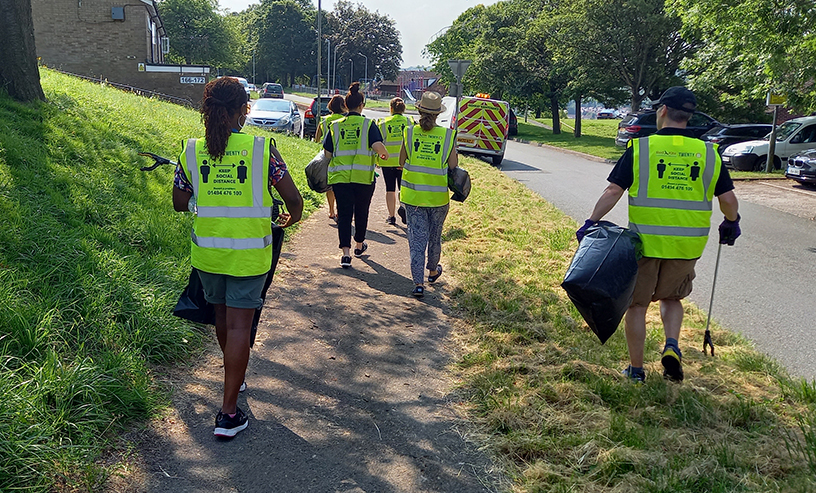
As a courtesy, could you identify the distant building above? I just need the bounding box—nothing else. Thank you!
[377,69,447,100]
[31,0,209,106]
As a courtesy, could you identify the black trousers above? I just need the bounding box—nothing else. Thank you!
[332,181,376,249]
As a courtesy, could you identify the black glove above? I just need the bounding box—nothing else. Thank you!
[718,214,741,245]
[576,219,596,243]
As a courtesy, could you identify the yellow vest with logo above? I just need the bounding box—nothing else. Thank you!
[400,125,454,207]
[327,115,376,185]
[319,113,345,143]
[629,134,721,259]
[377,114,414,167]
[179,133,274,276]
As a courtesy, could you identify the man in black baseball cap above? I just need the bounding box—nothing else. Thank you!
[576,83,740,385]
[654,86,697,112]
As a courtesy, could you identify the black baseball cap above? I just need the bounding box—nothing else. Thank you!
[655,86,697,111]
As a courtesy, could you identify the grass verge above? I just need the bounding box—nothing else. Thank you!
[0,69,324,491]
[443,157,816,491]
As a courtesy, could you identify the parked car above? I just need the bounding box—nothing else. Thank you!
[261,83,284,99]
[246,98,302,135]
[701,123,773,154]
[597,108,620,119]
[247,83,257,92]
[615,110,721,147]
[721,116,816,171]
[785,148,816,185]
[508,108,518,136]
[303,97,331,140]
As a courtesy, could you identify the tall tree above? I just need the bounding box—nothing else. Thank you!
[672,0,816,119]
[564,0,694,111]
[0,0,45,102]
[327,1,402,86]
[254,0,314,86]
[158,0,242,69]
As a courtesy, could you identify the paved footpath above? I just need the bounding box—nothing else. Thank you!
[106,189,505,492]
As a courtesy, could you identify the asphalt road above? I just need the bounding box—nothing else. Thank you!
[499,140,816,380]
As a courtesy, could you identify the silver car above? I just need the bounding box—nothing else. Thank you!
[246,99,302,135]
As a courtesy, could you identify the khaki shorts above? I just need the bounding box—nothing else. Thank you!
[630,257,697,307]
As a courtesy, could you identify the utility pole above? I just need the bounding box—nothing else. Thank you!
[316,0,321,99]
[252,51,255,85]
[333,43,343,91]
[349,58,354,85]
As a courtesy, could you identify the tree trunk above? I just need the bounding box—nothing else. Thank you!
[550,94,560,135]
[0,0,45,102]
[535,107,542,118]
[630,92,644,113]
[573,95,582,138]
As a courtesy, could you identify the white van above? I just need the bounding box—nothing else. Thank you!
[437,94,511,166]
[721,115,816,171]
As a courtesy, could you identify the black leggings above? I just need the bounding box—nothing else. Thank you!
[332,181,376,248]
[380,167,402,192]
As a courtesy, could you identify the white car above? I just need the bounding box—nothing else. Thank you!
[721,115,816,171]
[246,98,302,135]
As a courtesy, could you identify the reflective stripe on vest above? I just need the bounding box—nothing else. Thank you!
[378,114,412,167]
[400,125,453,207]
[328,115,376,185]
[628,134,721,259]
[180,134,273,276]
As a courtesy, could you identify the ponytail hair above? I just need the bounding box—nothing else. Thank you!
[200,77,248,160]
[345,82,364,110]
[390,97,406,115]
[418,111,437,131]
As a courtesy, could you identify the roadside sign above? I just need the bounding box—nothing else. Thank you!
[766,91,786,106]
[180,76,206,84]
[447,60,472,81]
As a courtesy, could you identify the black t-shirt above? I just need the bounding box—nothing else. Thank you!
[322,112,384,153]
[608,128,734,196]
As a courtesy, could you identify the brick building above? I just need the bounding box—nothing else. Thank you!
[31,0,209,106]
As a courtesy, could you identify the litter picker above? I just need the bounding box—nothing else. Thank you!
[702,243,722,356]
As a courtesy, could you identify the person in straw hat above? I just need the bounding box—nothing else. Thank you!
[399,91,458,298]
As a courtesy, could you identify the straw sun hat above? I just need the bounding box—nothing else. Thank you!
[416,91,446,114]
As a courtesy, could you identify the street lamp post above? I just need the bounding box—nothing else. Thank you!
[326,39,331,94]
[358,52,367,93]
[333,43,343,91]
[349,58,354,85]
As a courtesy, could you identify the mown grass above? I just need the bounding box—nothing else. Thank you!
[443,158,816,491]
[516,119,624,161]
[0,69,324,491]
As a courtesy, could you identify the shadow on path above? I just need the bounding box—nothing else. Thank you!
[107,188,505,492]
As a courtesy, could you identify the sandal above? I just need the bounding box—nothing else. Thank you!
[412,286,425,298]
[428,265,443,283]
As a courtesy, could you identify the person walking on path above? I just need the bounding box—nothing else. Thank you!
[173,76,303,437]
[577,86,741,383]
[314,94,346,221]
[399,91,458,298]
[377,97,414,226]
[323,82,389,269]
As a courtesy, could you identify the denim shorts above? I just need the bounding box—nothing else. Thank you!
[197,271,268,309]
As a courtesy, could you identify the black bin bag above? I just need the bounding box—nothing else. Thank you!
[561,221,642,344]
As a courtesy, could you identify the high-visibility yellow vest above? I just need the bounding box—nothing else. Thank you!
[377,114,414,167]
[629,134,721,259]
[319,113,345,142]
[400,125,454,207]
[328,115,376,185]
[179,133,274,276]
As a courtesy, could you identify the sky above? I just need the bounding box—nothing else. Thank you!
[217,0,500,68]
